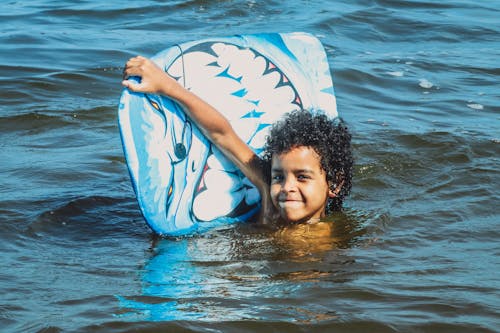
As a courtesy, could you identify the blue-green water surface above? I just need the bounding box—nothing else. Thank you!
[0,1,498,332]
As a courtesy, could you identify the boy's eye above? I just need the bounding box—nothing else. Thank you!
[271,174,284,182]
[297,174,310,180]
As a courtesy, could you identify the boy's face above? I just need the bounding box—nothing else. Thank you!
[270,146,334,224]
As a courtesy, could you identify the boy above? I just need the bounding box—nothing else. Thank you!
[122,56,353,225]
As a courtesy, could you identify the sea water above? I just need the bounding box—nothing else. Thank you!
[0,1,498,332]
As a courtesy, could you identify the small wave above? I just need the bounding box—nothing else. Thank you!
[26,196,148,242]
[0,112,76,134]
[467,103,484,110]
[418,78,433,89]
[387,71,404,77]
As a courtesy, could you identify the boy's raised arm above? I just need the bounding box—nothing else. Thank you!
[122,56,271,217]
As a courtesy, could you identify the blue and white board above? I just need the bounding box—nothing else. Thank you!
[118,32,337,236]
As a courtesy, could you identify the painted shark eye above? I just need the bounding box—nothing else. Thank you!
[149,100,160,110]
[145,94,161,111]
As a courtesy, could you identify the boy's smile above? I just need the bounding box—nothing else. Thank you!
[270,146,334,224]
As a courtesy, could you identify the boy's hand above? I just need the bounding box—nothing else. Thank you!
[122,56,176,95]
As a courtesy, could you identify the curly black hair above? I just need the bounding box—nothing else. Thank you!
[262,109,353,213]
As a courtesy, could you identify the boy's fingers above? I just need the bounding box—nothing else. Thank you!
[121,80,132,89]
[121,56,152,92]
[126,56,144,65]
[122,80,142,92]
[122,56,146,76]
[122,65,143,81]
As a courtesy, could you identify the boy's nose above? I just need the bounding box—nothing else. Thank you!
[281,176,297,193]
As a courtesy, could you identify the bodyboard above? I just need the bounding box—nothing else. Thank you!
[118,32,337,235]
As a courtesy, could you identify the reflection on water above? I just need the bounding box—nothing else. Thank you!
[274,222,339,259]
[117,210,369,322]
[274,212,369,259]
